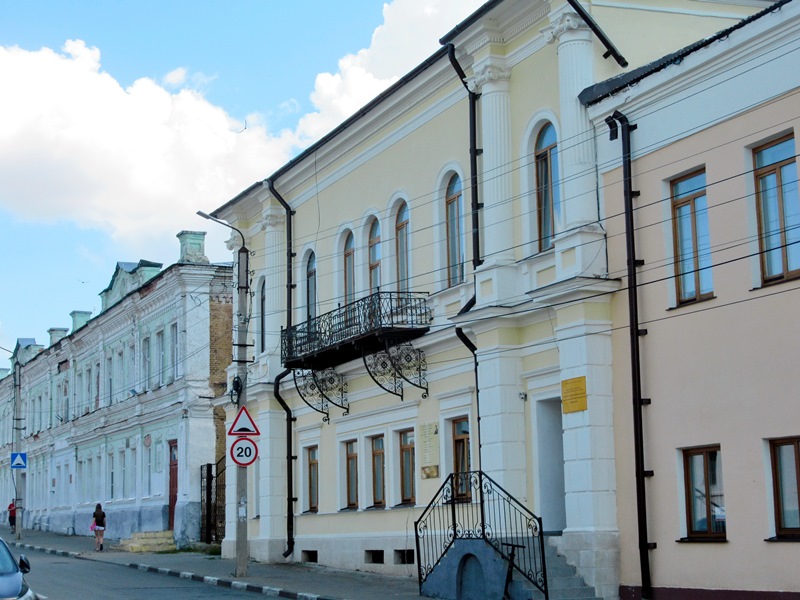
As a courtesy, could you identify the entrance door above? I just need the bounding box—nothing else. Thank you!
[536,399,566,532]
[168,440,178,530]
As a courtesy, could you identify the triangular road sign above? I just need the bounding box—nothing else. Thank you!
[228,406,260,437]
[11,453,27,468]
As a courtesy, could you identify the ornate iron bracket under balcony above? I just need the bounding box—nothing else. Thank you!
[293,368,348,423]
[364,341,428,400]
[281,291,431,371]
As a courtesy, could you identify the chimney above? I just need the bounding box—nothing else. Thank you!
[177,230,209,264]
[70,310,92,332]
[48,327,69,346]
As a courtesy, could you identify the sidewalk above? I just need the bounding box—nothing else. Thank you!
[4,527,424,600]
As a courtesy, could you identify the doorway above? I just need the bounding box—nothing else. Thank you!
[536,399,566,532]
[168,440,178,530]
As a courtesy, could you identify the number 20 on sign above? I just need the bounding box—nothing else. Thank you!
[230,437,258,467]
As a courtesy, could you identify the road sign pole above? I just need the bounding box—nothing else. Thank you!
[13,362,22,540]
[234,244,250,578]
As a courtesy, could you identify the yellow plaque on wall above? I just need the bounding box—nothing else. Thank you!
[562,376,588,413]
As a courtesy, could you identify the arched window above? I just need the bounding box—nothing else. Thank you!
[396,202,409,292]
[446,174,464,286]
[306,252,317,322]
[343,232,355,303]
[536,123,560,251]
[258,278,266,353]
[368,219,381,293]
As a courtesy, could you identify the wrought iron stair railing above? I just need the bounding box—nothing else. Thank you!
[414,470,548,598]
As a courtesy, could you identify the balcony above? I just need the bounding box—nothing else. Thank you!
[281,291,431,371]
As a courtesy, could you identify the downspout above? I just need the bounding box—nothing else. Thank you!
[606,110,653,599]
[265,178,297,558]
[445,43,484,469]
[445,43,483,269]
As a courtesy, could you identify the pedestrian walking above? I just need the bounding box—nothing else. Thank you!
[92,503,106,551]
[7,500,15,534]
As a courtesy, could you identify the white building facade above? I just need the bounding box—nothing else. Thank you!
[0,231,231,545]
[203,2,787,599]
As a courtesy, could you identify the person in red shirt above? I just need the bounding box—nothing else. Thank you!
[7,501,16,534]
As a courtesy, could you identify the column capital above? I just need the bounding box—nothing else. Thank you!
[541,11,589,45]
[467,62,511,92]
[261,207,285,232]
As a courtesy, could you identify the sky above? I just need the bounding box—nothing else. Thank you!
[0,0,485,360]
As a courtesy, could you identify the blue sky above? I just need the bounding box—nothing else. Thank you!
[0,0,484,359]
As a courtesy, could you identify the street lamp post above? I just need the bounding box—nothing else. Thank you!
[197,211,250,577]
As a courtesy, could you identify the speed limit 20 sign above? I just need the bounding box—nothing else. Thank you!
[230,437,259,467]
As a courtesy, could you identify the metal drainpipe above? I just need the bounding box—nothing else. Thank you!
[445,43,483,269]
[606,110,653,599]
[264,178,297,558]
[445,43,484,470]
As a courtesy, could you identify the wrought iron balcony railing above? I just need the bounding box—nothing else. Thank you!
[281,291,431,371]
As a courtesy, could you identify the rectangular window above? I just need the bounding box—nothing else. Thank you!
[770,437,800,537]
[108,453,115,500]
[142,337,151,390]
[120,451,127,498]
[156,330,165,386]
[346,440,358,509]
[170,323,179,380]
[672,170,713,303]
[453,417,471,501]
[400,429,415,504]
[372,436,385,507]
[106,357,113,406]
[754,136,800,283]
[683,445,726,539]
[145,445,152,496]
[308,446,319,513]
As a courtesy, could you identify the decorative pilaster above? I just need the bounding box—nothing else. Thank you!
[261,206,286,380]
[543,11,596,201]
[469,62,514,265]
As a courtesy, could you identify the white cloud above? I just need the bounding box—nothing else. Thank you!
[0,0,484,264]
[163,67,187,86]
[296,0,484,142]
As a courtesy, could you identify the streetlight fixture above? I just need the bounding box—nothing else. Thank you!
[196,210,251,577]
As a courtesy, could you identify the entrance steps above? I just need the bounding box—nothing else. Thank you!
[117,530,176,553]
[513,542,602,600]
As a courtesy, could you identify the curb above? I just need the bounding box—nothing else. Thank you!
[9,541,339,600]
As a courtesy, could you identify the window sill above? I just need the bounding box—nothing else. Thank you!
[751,273,800,291]
[765,535,800,542]
[676,537,727,543]
[366,505,385,511]
[338,507,358,512]
[667,294,716,310]
[302,509,318,515]
[392,502,416,509]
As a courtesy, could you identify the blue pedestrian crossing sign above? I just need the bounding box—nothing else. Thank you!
[10,453,27,469]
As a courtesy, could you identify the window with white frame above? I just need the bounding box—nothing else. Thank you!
[371,435,385,508]
[683,445,726,539]
[672,170,713,303]
[769,437,800,538]
[170,322,179,380]
[399,429,415,505]
[156,330,165,386]
[754,135,799,283]
[396,202,409,293]
[307,445,319,513]
[535,122,560,252]
[141,336,151,390]
[345,440,358,509]
[368,218,381,293]
[445,174,464,287]
[343,232,355,304]
[306,252,317,322]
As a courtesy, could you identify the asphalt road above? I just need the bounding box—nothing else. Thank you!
[23,551,258,600]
